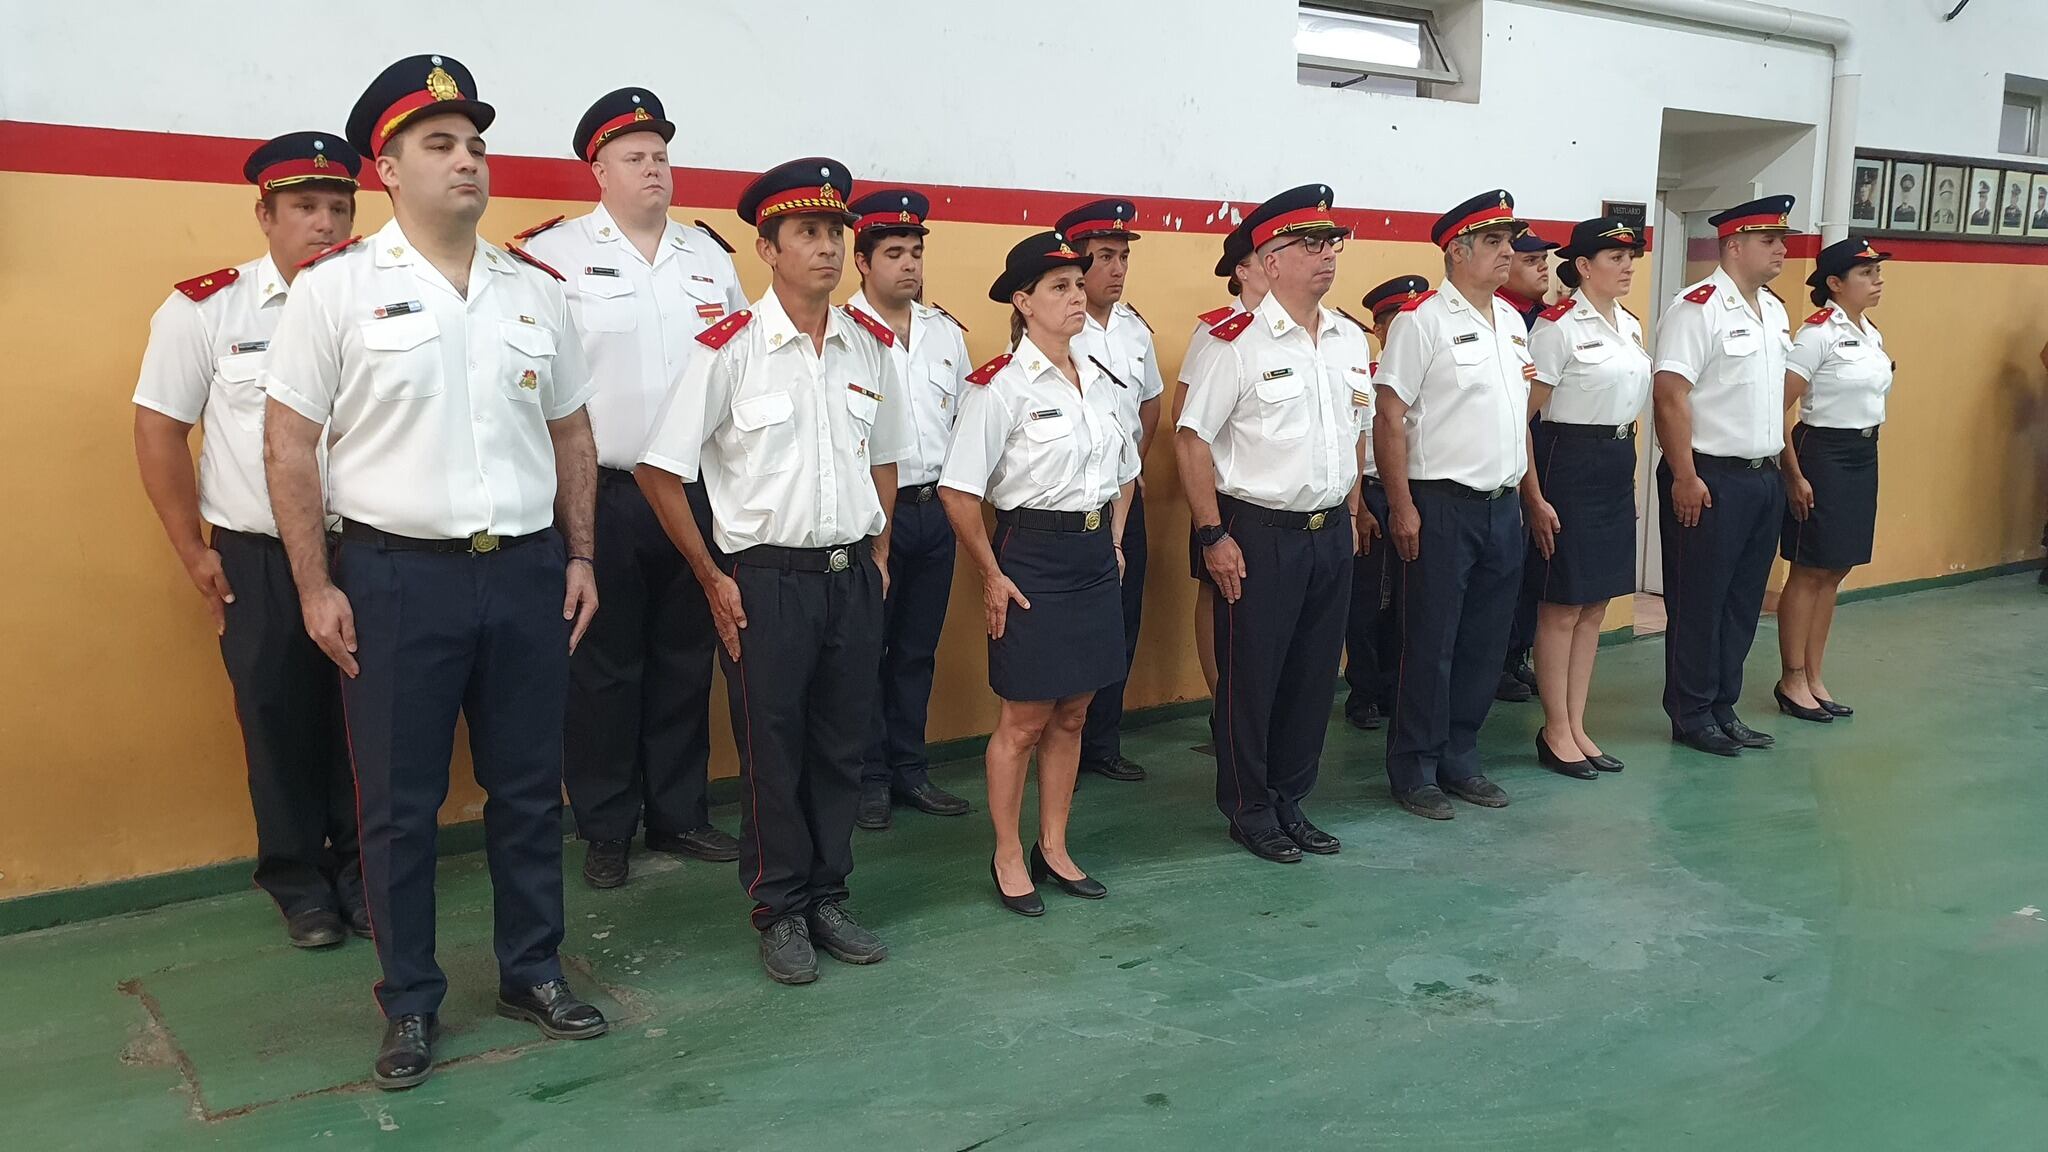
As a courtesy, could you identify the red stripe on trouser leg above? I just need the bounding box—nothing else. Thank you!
[338,675,385,1011]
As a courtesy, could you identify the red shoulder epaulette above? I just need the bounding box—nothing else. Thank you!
[1197,305,1236,327]
[1397,289,1437,314]
[928,301,969,332]
[696,309,753,349]
[965,353,1013,386]
[1804,306,1835,327]
[1209,311,1256,342]
[693,220,735,254]
[1538,299,1574,322]
[175,266,239,302]
[841,304,896,347]
[296,235,362,271]
[1121,302,1153,332]
[507,245,564,281]
[1682,283,1716,305]
[513,215,565,242]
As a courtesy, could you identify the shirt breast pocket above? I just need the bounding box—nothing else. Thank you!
[929,364,960,425]
[499,322,556,404]
[576,275,637,333]
[1254,373,1310,440]
[1569,340,1618,389]
[1720,330,1761,358]
[1448,336,1493,390]
[731,390,798,476]
[214,351,269,431]
[1020,414,1079,486]
[844,383,880,431]
[358,314,444,401]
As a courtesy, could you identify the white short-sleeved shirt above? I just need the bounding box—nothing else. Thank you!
[518,205,746,470]
[1178,300,1248,388]
[263,219,595,540]
[1177,294,1370,512]
[848,291,970,486]
[1072,301,1164,443]
[1788,306,1892,429]
[637,288,911,553]
[1651,266,1790,458]
[1529,296,1654,428]
[1373,283,1532,491]
[939,335,1137,512]
[133,254,294,535]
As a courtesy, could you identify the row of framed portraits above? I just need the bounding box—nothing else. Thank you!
[1851,151,2048,239]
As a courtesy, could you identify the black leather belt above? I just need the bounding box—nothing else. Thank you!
[337,519,547,554]
[899,483,939,504]
[997,503,1110,533]
[1800,424,1881,442]
[1362,476,1384,491]
[599,466,640,485]
[1219,494,1345,530]
[1410,479,1514,501]
[1694,453,1777,471]
[1545,420,1636,440]
[731,538,872,573]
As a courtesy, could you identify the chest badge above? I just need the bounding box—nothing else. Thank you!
[1452,332,1481,346]
[696,303,726,322]
[1262,367,1294,380]
[518,369,539,390]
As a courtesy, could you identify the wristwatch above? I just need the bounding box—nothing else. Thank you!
[1195,523,1229,548]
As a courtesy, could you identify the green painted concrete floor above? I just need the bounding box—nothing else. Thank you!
[5,575,2047,1150]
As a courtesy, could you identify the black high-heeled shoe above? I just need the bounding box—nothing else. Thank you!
[1030,844,1107,899]
[1774,684,1833,723]
[1586,753,1625,773]
[991,858,1043,917]
[1815,697,1853,717]
[1536,729,1598,780]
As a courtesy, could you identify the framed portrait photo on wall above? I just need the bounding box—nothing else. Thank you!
[1966,167,2002,234]
[1886,161,1926,230]
[1926,164,1966,233]
[1851,156,1886,225]
[1998,169,2031,235]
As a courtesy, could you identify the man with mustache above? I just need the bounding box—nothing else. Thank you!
[516,87,746,891]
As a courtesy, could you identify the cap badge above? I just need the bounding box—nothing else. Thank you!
[898,210,913,222]
[633,107,651,122]
[820,182,837,201]
[313,153,329,169]
[1057,242,1077,258]
[425,66,461,102]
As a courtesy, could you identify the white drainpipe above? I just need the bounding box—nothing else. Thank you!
[1548,0,1859,243]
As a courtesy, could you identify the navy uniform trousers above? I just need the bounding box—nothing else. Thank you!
[1504,418,1543,664]
[1385,484,1524,794]
[1657,455,1783,734]
[336,530,570,1020]
[864,488,955,795]
[1080,488,1147,770]
[213,528,360,918]
[564,471,718,841]
[1211,498,1352,834]
[722,542,884,931]
[1343,479,1399,718]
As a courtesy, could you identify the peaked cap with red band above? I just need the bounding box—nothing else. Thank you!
[243,131,361,193]
[1245,183,1348,250]
[1057,198,1143,243]
[849,188,931,236]
[1364,274,1432,321]
[573,87,674,162]
[1805,236,1890,291]
[1708,194,1798,239]
[738,157,859,227]
[1554,215,1648,263]
[347,54,495,159]
[988,230,1091,302]
[1432,188,1524,248]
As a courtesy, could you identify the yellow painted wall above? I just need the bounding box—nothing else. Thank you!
[3,169,2042,898]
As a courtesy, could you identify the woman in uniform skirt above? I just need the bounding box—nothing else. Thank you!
[939,231,1139,916]
[1775,240,1893,722]
[1521,217,1652,778]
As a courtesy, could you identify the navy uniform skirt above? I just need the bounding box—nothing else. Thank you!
[989,508,1125,702]
[1529,421,1638,605]
[1781,423,1878,569]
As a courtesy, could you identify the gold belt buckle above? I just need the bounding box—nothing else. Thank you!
[827,547,850,572]
[1083,509,1102,531]
[469,531,501,554]
[1306,511,1327,531]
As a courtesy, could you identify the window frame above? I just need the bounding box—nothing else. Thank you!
[1295,1,1460,89]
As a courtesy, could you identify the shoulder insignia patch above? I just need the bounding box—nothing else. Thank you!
[1804,306,1835,327]
[695,309,753,350]
[175,266,239,302]
[1209,311,1256,342]
[1398,289,1438,314]
[513,215,565,242]
[1539,299,1575,323]
[296,235,362,272]
[966,353,1013,386]
[506,245,565,281]
[928,301,969,332]
[1197,305,1236,327]
[693,219,736,254]
[840,304,895,348]
[1682,283,1717,305]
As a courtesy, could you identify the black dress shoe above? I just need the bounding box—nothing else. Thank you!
[1345,702,1384,730]
[497,978,609,1040]
[346,904,374,940]
[1816,697,1853,717]
[1494,671,1532,703]
[1030,843,1108,897]
[1229,824,1303,863]
[287,908,346,949]
[1672,724,1744,757]
[1084,756,1147,782]
[1587,753,1625,773]
[373,1014,437,1091]
[1444,775,1510,808]
[1510,652,1539,692]
[808,902,889,964]
[760,916,818,985]
[898,781,971,816]
[1281,820,1341,855]
[990,858,1044,917]
[1773,685,1833,724]
[582,839,629,889]
[647,825,742,862]
[855,786,892,831]
[1536,729,1599,780]
[1394,786,1456,820]
[1720,717,1774,748]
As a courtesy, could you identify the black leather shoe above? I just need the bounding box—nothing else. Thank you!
[1394,786,1456,820]
[287,908,346,949]
[1229,824,1303,863]
[1281,821,1341,855]
[647,825,741,862]
[582,839,629,889]
[1816,697,1853,717]
[1587,753,1625,773]
[1444,775,1510,808]
[855,786,892,831]
[1720,717,1774,748]
[1672,724,1744,757]
[1084,756,1147,782]
[373,1014,437,1091]
[760,916,818,985]
[1510,652,1539,692]
[1030,843,1108,897]
[346,904,374,940]
[1537,729,1599,780]
[1345,702,1384,730]
[808,902,889,964]
[991,858,1043,917]
[496,978,608,1040]
[1494,671,1532,703]
[898,781,971,816]
[1774,685,1833,724]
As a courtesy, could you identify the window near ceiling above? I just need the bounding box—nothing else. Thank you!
[2002,76,2047,157]
[1296,2,1458,99]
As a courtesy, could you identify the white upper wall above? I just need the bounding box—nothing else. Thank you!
[4,0,2042,221]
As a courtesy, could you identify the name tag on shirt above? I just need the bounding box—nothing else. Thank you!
[1840,339,1862,347]
[849,383,883,402]
[1262,367,1294,380]
[1029,408,1063,421]
[1452,332,1480,346]
[1577,340,1604,352]
[1727,328,1751,338]
[583,266,620,277]
[374,300,422,318]
[229,340,268,354]
[690,274,715,284]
